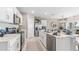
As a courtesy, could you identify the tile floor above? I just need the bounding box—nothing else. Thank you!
[22,37,47,51]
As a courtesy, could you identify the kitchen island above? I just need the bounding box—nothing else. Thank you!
[46,33,79,51]
[0,34,20,51]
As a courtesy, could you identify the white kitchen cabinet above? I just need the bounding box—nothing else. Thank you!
[18,12,23,25]
[56,36,76,51]
[9,37,20,51]
[0,42,8,51]
[39,30,46,47]
[13,8,19,15]
[0,8,7,22]
[0,7,14,23]
[0,34,20,51]
[0,39,19,51]
[6,7,14,23]
[46,33,77,51]
[75,36,79,51]
[56,37,72,51]
[0,7,23,24]
[13,8,23,25]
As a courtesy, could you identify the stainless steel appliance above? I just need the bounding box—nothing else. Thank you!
[0,28,6,37]
[0,31,4,37]
[46,34,56,51]
[34,27,39,37]
[6,27,17,34]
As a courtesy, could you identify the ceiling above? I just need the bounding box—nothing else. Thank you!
[17,7,79,20]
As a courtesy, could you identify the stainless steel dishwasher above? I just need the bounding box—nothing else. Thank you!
[46,34,56,51]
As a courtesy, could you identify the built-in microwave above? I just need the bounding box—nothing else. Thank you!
[13,14,20,24]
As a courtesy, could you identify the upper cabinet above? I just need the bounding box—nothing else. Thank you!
[0,8,6,22]
[13,8,23,25]
[0,7,14,23]
[6,7,14,23]
[0,7,23,25]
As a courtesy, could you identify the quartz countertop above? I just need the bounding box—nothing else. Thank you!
[0,34,20,42]
[47,32,79,38]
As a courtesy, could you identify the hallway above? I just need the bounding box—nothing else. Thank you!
[23,37,47,51]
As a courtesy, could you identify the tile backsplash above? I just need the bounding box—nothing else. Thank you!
[0,22,19,28]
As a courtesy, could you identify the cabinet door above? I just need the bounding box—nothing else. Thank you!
[19,14,23,25]
[42,33,46,47]
[13,8,23,25]
[39,30,46,47]
[9,37,20,51]
[70,37,76,51]
[9,39,17,51]
[56,37,76,51]
[56,37,70,51]
[16,38,20,51]
[13,8,18,15]
[0,42,8,51]
[0,8,7,22]
[0,7,14,23]
[6,7,14,23]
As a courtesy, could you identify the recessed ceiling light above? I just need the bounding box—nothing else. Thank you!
[31,10,34,14]
[44,12,48,15]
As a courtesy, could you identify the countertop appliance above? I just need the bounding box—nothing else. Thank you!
[6,27,17,34]
[63,29,72,35]
[76,30,79,34]
[0,31,4,37]
[0,28,6,37]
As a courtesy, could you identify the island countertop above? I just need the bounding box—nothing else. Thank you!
[47,32,79,38]
[0,34,20,42]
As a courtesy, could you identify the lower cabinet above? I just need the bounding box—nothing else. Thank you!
[74,36,79,51]
[46,34,76,51]
[0,42,8,51]
[56,37,76,51]
[39,30,46,48]
[9,37,20,51]
[0,37,20,51]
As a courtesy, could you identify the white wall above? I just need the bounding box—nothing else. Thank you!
[27,14,34,38]
[47,19,58,30]
[41,20,47,26]
[22,14,27,39]
[23,14,34,38]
